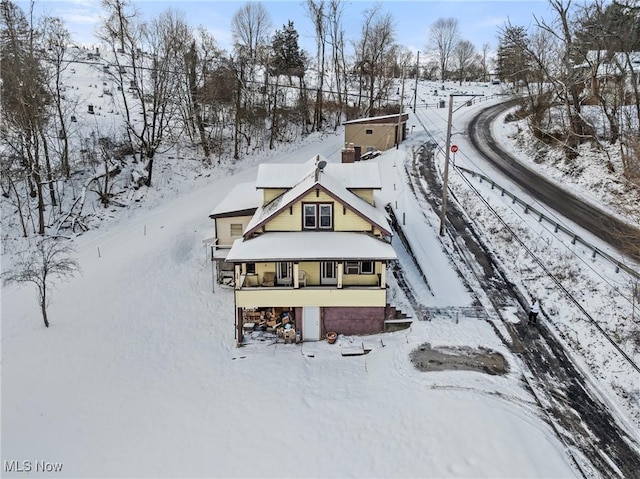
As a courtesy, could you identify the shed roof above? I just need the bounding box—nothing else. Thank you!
[343,113,409,126]
[209,182,262,218]
[225,231,396,262]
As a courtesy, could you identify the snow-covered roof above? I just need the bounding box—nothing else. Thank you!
[209,182,262,217]
[225,232,396,262]
[244,165,391,237]
[256,155,382,189]
[577,51,640,75]
[343,113,408,125]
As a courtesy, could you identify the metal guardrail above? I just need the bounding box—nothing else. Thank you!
[456,165,640,281]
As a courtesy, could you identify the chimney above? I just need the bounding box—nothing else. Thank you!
[342,143,355,163]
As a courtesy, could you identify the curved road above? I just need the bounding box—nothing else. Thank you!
[407,143,640,479]
[468,100,640,263]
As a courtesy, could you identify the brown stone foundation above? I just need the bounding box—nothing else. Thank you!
[322,306,385,336]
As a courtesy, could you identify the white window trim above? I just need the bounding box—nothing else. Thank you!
[303,204,317,229]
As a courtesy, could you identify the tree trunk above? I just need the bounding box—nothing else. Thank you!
[41,300,49,327]
[144,151,155,187]
[269,77,279,150]
[40,131,57,207]
[234,66,243,161]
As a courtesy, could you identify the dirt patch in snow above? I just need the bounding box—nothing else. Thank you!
[410,343,509,376]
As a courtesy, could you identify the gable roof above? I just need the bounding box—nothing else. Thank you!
[255,155,382,189]
[209,182,262,218]
[244,164,391,237]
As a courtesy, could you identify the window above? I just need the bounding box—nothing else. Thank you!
[319,205,332,229]
[360,261,374,274]
[365,129,373,135]
[246,263,256,274]
[345,261,374,275]
[230,223,243,237]
[303,203,332,230]
[345,261,360,274]
[304,204,316,228]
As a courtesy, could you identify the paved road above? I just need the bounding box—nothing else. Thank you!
[404,142,640,478]
[468,100,640,263]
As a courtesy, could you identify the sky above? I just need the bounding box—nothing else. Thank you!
[18,0,554,54]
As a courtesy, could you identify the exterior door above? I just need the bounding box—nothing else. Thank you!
[277,262,292,285]
[321,261,337,285]
[303,306,321,341]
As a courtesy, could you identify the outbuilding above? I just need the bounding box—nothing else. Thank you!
[343,113,409,161]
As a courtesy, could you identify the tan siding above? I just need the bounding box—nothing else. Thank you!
[263,190,375,233]
[264,203,302,231]
[215,215,253,247]
[350,189,374,205]
[263,188,287,204]
[345,123,397,152]
[236,288,386,307]
[297,261,320,283]
[334,206,372,232]
[342,274,379,286]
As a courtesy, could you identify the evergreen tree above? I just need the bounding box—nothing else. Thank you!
[270,20,306,81]
[496,25,530,86]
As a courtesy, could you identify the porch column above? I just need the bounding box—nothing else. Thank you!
[293,262,299,289]
[234,264,241,290]
[380,261,386,288]
[337,261,343,289]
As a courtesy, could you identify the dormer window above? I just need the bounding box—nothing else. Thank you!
[303,203,333,230]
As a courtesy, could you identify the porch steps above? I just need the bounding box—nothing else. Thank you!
[384,304,412,332]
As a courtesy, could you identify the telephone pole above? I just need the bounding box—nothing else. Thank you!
[413,51,419,113]
[439,93,484,236]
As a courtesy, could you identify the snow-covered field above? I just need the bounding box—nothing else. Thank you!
[2,134,578,478]
[2,60,639,477]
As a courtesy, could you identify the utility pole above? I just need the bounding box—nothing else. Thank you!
[413,51,419,113]
[396,66,406,148]
[439,93,484,236]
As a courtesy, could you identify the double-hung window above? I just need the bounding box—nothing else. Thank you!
[304,204,317,228]
[303,203,333,230]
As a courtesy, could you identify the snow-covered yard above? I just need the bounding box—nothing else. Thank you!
[4,129,582,478]
[3,78,639,477]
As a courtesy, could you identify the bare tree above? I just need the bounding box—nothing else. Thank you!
[3,238,80,327]
[99,6,190,186]
[1,0,50,235]
[536,0,592,154]
[41,16,72,178]
[429,18,459,81]
[231,2,271,67]
[230,2,272,159]
[324,0,347,128]
[305,0,327,131]
[454,40,477,85]
[480,42,491,82]
[354,6,396,116]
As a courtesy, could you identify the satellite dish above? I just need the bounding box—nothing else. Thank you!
[317,160,327,171]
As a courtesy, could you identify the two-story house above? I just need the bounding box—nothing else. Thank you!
[221,154,399,345]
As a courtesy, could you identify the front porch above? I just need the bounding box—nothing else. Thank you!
[233,260,388,290]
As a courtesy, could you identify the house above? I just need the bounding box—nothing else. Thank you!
[576,51,640,103]
[342,113,409,162]
[209,182,262,283]
[218,155,404,345]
